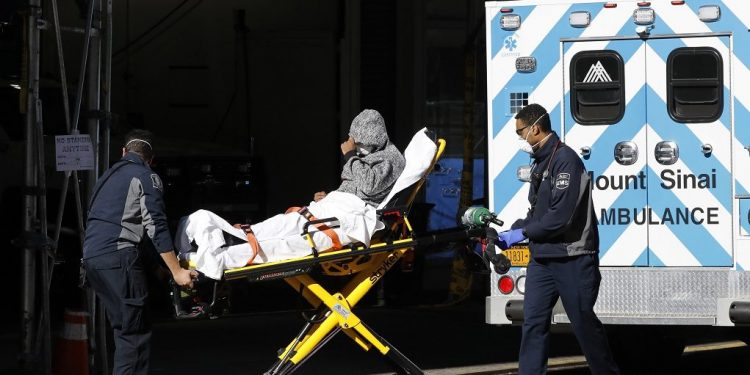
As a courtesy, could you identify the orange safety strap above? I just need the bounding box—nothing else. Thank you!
[233,224,259,265]
[286,206,343,251]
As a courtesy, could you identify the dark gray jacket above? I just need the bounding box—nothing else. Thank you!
[512,132,599,258]
[83,152,173,258]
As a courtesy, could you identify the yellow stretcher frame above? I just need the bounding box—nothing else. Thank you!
[214,137,447,375]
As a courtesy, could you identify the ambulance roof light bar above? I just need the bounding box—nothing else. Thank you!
[671,1,686,5]
[604,3,617,8]
[569,11,591,28]
[698,5,721,22]
[500,14,521,31]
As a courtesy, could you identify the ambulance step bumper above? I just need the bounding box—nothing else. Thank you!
[729,301,750,324]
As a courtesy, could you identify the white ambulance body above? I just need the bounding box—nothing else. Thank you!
[485,0,750,329]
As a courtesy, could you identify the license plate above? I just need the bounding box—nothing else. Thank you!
[504,246,530,267]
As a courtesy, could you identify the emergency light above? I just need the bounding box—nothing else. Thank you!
[698,5,721,22]
[569,11,591,28]
[500,14,521,30]
[633,8,656,25]
[515,57,537,73]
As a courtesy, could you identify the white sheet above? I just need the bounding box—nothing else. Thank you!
[377,127,437,209]
[177,191,378,279]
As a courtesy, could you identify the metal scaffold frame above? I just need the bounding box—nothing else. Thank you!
[19,0,112,373]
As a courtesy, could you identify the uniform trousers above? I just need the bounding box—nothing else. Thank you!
[519,254,619,375]
[83,247,151,375]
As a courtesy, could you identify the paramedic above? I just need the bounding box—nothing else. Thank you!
[82,129,196,375]
[499,104,619,375]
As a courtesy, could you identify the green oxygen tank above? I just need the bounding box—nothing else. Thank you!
[461,206,503,228]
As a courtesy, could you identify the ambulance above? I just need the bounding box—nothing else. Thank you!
[484,0,750,358]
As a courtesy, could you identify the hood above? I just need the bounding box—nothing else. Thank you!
[348,109,389,151]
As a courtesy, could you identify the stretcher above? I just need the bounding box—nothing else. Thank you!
[173,130,496,374]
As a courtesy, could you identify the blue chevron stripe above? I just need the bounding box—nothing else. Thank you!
[645,168,732,266]
[595,166,648,264]
[650,251,665,267]
[603,38,643,66]
[740,200,750,238]
[645,85,732,212]
[634,248,649,266]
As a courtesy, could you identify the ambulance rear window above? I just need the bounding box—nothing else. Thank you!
[570,50,625,125]
[667,47,723,123]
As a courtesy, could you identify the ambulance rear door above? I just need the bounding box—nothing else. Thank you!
[563,39,649,266]
[644,35,732,267]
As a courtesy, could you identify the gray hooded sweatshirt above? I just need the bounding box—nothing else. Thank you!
[336,109,405,206]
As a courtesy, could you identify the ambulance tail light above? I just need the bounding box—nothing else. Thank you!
[498,275,515,294]
[516,275,526,295]
[698,5,721,22]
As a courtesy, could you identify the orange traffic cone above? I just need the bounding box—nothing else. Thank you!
[53,309,90,375]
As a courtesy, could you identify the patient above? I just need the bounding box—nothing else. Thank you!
[177,109,407,279]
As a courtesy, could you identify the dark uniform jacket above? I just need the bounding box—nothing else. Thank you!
[83,152,173,259]
[511,132,599,258]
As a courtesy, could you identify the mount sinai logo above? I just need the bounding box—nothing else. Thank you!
[582,61,612,83]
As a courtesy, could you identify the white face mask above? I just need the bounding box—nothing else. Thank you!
[518,130,535,154]
[357,146,370,156]
[517,112,549,155]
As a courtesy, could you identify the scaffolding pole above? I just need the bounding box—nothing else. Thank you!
[20,1,42,372]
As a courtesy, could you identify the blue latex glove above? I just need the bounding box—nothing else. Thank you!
[498,229,526,250]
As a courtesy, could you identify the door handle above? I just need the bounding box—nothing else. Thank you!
[580,146,591,157]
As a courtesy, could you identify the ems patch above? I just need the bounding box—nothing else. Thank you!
[555,173,570,190]
[150,174,163,191]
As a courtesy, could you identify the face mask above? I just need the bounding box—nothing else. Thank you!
[518,130,535,154]
[517,112,549,155]
[356,144,373,156]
